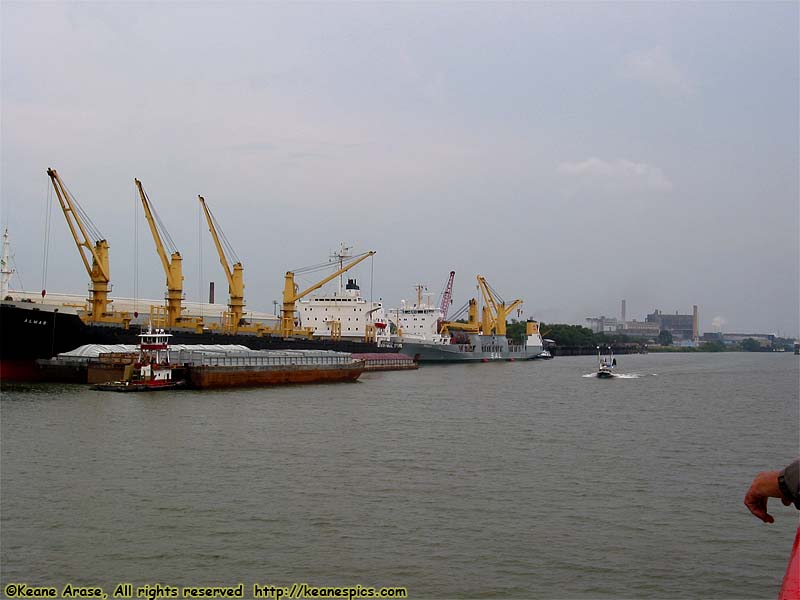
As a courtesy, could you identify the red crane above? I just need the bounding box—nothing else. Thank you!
[439,270,456,320]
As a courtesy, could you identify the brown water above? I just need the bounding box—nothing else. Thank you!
[1,352,798,598]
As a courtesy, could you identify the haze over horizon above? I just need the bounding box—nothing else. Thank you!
[2,2,798,336]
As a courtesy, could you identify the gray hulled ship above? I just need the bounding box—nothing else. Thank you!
[399,330,543,362]
[391,277,544,363]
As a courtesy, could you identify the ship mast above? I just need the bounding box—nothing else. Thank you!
[1,228,14,300]
[332,242,353,296]
[415,284,425,307]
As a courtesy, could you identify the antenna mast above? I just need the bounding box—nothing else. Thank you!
[1,229,15,299]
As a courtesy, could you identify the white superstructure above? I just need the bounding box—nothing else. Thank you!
[296,244,391,345]
[389,285,448,345]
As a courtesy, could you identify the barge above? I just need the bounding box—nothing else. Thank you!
[1,300,397,383]
[183,349,365,389]
[66,342,366,391]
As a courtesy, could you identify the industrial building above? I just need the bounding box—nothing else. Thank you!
[585,316,620,334]
[646,305,699,340]
[618,320,661,339]
[586,301,700,341]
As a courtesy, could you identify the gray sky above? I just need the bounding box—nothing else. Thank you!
[2,1,798,336]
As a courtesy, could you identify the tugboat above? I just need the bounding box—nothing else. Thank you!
[596,345,616,379]
[91,326,186,392]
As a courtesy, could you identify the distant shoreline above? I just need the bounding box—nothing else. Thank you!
[550,345,795,356]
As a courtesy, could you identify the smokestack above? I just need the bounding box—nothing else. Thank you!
[621,299,626,324]
[209,281,215,304]
[693,305,699,339]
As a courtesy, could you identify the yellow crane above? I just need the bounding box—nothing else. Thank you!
[476,275,522,336]
[198,196,246,333]
[46,168,131,327]
[439,298,480,335]
[135,179,200,331]
[281,251,375,338]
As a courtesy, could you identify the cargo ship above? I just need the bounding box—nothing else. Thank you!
[391,276,545,363]
[2,171,402,382]
[0,299,392,382]
[295,244,391,346]
[389,283,450,347]
[398,326,544,362]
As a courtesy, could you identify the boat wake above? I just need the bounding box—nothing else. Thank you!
[583,372,643,379]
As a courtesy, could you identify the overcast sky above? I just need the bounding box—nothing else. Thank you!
[2,1,798,336]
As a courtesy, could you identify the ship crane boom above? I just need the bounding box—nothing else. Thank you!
[439,298,480,334]
[476,275,522,336]
[439,270,455,320]
[46,168,129,326]
[477,276,499,323]
[435,270,456,333]
[281,251,375,338]
[135,178,185,328]
[199,196,245,330]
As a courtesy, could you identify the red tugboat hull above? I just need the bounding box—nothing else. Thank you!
[90,380,188,392]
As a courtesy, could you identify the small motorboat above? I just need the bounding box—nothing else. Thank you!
[596,345,617,378]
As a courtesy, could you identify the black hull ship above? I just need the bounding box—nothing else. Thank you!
[0,301,394,382]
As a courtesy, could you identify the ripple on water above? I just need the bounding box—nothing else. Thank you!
[1,354,798,597]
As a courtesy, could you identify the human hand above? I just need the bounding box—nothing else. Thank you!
[744,470,792,523]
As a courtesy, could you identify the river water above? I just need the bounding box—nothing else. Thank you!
[1,352,798,598]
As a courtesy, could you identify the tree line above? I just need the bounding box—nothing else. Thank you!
[503,320,794,352]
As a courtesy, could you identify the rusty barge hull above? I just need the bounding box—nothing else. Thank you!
[186,363,364,389]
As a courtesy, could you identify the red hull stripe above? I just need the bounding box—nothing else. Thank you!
[0,360,38,382]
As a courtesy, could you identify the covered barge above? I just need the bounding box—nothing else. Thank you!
[184,349,364,389]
